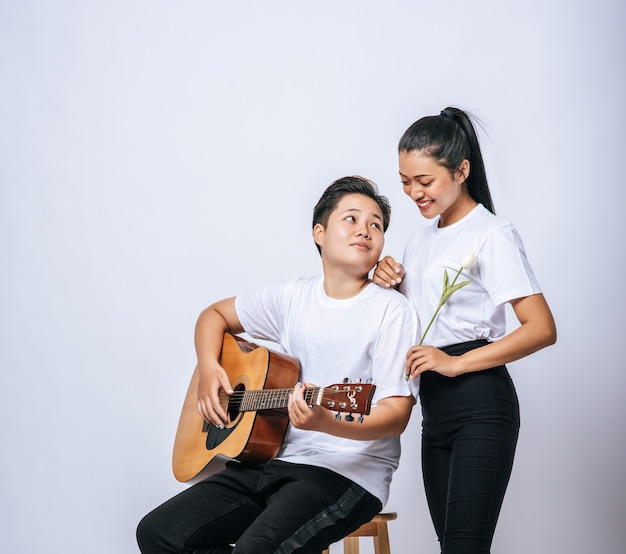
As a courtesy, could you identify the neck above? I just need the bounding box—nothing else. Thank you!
[439,196,477,228]
[322,272,370,299]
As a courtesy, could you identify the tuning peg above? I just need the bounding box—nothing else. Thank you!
[358,415,364,423]
[343,377,350,384]
[344,414,355,422]
[335,412,341,421]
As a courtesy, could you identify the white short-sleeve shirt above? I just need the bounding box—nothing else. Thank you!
[400,204,542,348]
[235,276,417,505]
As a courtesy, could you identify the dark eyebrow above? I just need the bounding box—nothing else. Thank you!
[341,208,383,221]
[399,171,433,179]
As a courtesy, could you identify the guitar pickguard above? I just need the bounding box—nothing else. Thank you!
[205,420,237,449]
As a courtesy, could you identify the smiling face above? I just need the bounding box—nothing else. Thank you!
[399,150,475,227]
[313,193,385,277]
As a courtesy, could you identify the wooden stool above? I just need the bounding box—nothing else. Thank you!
[322,512,397,554]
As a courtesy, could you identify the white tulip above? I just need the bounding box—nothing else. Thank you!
[461,253,477,270]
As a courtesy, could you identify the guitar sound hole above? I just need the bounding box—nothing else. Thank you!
[227,384,245,420]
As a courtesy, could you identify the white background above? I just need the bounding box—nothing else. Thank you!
[1,1,624,553]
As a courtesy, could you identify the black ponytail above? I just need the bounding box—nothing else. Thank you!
[399,107,495,214]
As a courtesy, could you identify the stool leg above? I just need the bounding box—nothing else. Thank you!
[373,520,391,554]
[343,535,360,554]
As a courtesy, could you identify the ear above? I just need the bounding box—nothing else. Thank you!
[313,223,325,249]
[457,159,470,184]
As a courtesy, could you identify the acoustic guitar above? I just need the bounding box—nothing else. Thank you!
[172,332,376,482]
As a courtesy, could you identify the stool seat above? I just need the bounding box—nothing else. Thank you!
[322,511,397,554]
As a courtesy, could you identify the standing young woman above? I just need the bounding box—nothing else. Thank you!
[374,107,557,553]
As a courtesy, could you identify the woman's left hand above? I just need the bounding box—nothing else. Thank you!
[288,381,324,430]
[406,345,459,379]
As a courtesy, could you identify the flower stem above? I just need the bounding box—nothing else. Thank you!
[418,266,463,345]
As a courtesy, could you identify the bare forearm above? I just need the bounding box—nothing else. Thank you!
[311,396,414,440]
[194,298,245,424]
[456,293,557,374]
[456,325,554,374]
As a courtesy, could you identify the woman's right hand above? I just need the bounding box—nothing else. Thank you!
[197,362,234,428]
[373,256,405,288]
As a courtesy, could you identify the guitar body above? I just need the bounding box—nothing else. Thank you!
[172,333,300,482]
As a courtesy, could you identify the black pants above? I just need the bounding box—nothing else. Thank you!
[420,340,520,554]
[136,459,381,554]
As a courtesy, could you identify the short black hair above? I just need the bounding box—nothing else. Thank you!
[312,176,391,254]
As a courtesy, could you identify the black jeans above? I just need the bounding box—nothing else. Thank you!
[420,340,520,554]
[136,459,381,554]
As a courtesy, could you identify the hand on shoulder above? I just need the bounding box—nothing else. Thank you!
[373,256,404,289]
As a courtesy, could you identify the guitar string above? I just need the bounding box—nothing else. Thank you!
[225,388,357,400]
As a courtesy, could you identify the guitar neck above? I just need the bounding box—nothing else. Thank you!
[236,387,323,412]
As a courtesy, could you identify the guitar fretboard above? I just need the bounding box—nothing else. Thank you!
[238,387,322,411]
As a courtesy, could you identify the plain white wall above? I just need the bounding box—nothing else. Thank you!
[1,1,624,552]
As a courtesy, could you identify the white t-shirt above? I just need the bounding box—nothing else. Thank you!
[235,275,418,505]
[400,203,542,348]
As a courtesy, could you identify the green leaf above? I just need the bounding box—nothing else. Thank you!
[441,280,470,303]
[450,280,470,293]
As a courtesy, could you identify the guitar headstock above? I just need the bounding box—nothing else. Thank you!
[319,383,376,421]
